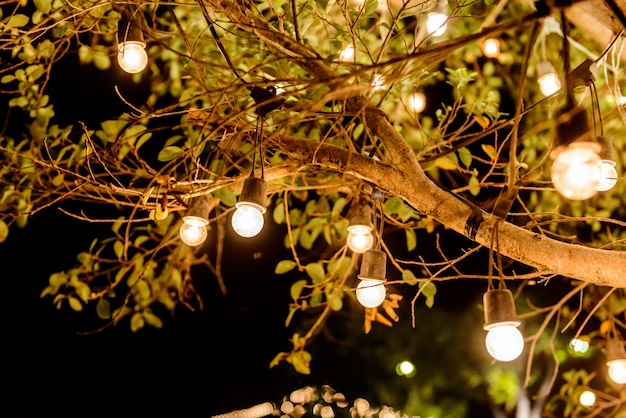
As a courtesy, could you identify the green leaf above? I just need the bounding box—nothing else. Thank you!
[113,240,124,260]
[469,176,480,196]
[405,228,417,252]
[74,281,90,303]
[290,279,307,300]
[402,269,416,284]
[0,220,8,243]
[214,188,236,207]
[130,312,145,332]
[458,147,472,168]
[68,296,83,312]
[275,259,296,274]
[384,197,402,215]
[135,280,151,300]
[34,0,52,14]
[157,146,183,162]
[305,262,325,283]
[96,299,111,319]
[4,14,29,28]
[419,281,437,308]
[273,202,286,224]
[143,312,163,329]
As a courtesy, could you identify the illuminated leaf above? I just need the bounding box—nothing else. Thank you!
[96,299,111,320]
[405,228,417,252]
[157,146,183,162]
[130,312,145,332]
[276,260,297,274]
[482,144,498,161]
[0,220,8,243]
[305,262,325,283]
[68,296,82,312]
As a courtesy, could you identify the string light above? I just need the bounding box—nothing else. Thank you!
[483,289,524,362]
[537,61,561,96]
[482,38,501,58]
[117,15,148,74]
[232,176,267,238]
[346,202,374,254]
[408,92,426,113]
[606,339,626,384]
[426,12,447,37]
[179,196,210,247]
[356,249,387,308]
[596,136,618,191]
[550,105,601,200]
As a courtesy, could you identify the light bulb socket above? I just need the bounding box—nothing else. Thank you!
[347,202,373,232]
[117,17,145,46]
[483,288,520,330]
[358,249,387,282]
[597,135,615,162]
[551,105,599,158]
[237,176,267,213]
[183,195,211,224]
[606,339,626,363]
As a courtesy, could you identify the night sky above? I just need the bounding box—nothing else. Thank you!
[0,51,501,418]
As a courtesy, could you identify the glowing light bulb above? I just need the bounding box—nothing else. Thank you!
[426,12,447,36]
[485,325,525,362]
[340,45,355,62]
[408,92,426,113]
[596,160,618,191]
[608,359,626,384]
[179,217,208,246]
[482,38,500,58]
[356,279,386,308]
[579,390,596,407]
[118,41,148,74]
[347,225,374,253]
[232,204,265,237]
[551,145,601,200]
[537,61,561,96]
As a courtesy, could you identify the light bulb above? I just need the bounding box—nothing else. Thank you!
[347,230,374,253]
[179,217,208,246]
[232,204,265,237]
[118,41,148,73]
[340,45,355,62]
[356,279,386,308]
[551,145,601,200]
[485,325,524,362]
[537,61,561,97]
[408,92,426,113]
[482,38,500,58]
[608,359,626,384]
[579,390,596,407]
[426,12,447,36]
[596,160,618,191]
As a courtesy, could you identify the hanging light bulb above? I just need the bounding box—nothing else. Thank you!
[408,92,427,113]
[550,105,601,200]
[347,202,374,254]
[179,196,211,246]
[426,12,447,36]
[339,44,355,62]
[117,16,148,74]
[537,61,561,96]
[596,135,618,191]
[481,38,501,58]
[232,176,267,238]
[606,339,626,384]
[356,249,387,308]
[483,288,524,362]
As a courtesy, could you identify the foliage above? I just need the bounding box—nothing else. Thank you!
[3,0,626,416]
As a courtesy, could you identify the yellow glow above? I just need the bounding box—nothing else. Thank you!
[608,359,626,384]
[551,145,600,200]
[579,390,596,407]
[117,41,148,73]
[232,204,265,237]
[482,38,500,58]
[485,325,524,362]
[356,279,386,308]
[426,12,447,36]
[408,92,426,113]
